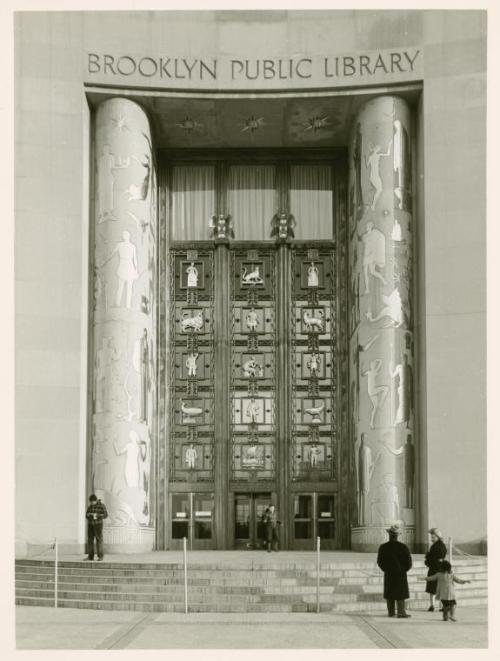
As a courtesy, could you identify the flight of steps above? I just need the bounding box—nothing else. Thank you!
[15,557,487,613]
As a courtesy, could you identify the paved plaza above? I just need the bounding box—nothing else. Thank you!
[15,604,487,650]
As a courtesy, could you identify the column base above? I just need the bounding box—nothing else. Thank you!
[103,526,155,553]
[351,526,415,552]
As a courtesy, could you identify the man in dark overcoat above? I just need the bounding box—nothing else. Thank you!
[377,524,412,617]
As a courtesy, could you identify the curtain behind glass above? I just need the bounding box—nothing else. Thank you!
[227,165,275,240]
[170,165,215,241]
[290,165,334,240]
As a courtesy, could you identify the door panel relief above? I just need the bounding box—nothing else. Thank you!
[291,248,337,482]
[169,249,215,482]
[231,248,276,481]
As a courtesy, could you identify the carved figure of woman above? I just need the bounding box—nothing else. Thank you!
[186,262,199,288]
[114,431,141,489]
[101,231,139,309]
[307,262,319,288]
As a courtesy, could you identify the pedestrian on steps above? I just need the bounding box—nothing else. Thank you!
[421,560,471,621]
[377,524,413,618]
[425,527,447,611]
[84,494,108,561]
[262,504,282,552]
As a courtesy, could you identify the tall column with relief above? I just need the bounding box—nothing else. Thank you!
[91,98,157,551]
[348,96,416,551]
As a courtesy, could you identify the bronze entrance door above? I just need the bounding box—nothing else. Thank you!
[234,493,272,550]
[160,157,347,550]
[165,242,340,550]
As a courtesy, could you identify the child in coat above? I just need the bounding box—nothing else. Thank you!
[422,560,471,621]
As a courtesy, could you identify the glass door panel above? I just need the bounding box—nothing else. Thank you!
[234,493,271,549]
[317,494,336,550]
[293,494,314,549]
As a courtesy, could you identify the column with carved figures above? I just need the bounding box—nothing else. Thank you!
[348,96,416,551]
[91,98,157,551]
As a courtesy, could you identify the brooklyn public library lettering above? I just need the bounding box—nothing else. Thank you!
[87,49,421,83]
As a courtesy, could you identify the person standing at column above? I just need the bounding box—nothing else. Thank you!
[84,494,108,561]
[425,528,447,612]
[377,524,412,618]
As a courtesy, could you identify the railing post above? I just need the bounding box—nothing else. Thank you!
[54,537,58,609]
[448,536,453,564]
[316,536,321,614]
[183,537,188,614]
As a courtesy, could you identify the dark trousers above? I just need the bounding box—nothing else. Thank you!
[266,527,279,552]
[87,522,104,559]
[386,599,407,616]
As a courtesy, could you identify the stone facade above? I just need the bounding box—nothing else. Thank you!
[15,10,486,554]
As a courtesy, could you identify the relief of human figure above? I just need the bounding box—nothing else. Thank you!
[366,288,404,328]
[133,329,153,423]
[353,122,364,218]
[245,398,261,424]
[307,262,319,288]
[246,308,260,332]
[186,352,199,378]
[186,262,199,288]
[242,356,262,378]
[185,444,198,469]
[307,352,321,377]
[91,433,110,492]
[138,435,150,518]
[391,219,403,242]
[94,336,121,413]
[389,353,413,427]
[309,444,321,468]
[383,434,415,509]
[114,431,142,489]
[97,145,129,222]
[362,359,389,429]
[100,231,139,309]
[359,221,387,294]
[125,153,151,201]
[365,141,392,211]
[353,334,379,423]
[354,433,380,526]
[393,119,411,210]
[370,473,400,525]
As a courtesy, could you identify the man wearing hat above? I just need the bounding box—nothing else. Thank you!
[376,523,413,617]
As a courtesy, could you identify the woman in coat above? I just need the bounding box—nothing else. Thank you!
[425,527,447,611]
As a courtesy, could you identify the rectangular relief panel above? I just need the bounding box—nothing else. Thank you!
[169,248,215,482]
[231,248,276,481]
[291,248,337,481]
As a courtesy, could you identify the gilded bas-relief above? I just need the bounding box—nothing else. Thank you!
[348,96,415,545]
[91,99,157,541]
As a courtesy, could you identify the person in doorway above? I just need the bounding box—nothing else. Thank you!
[262,504,282,552]
[84,494,108,561]
[425,527,447,611]
[376,524,412,618]
[421,560,471,622]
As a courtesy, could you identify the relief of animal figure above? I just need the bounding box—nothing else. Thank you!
[181,310,204,333]
[303,309,324,333]
[241,266,264,285]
